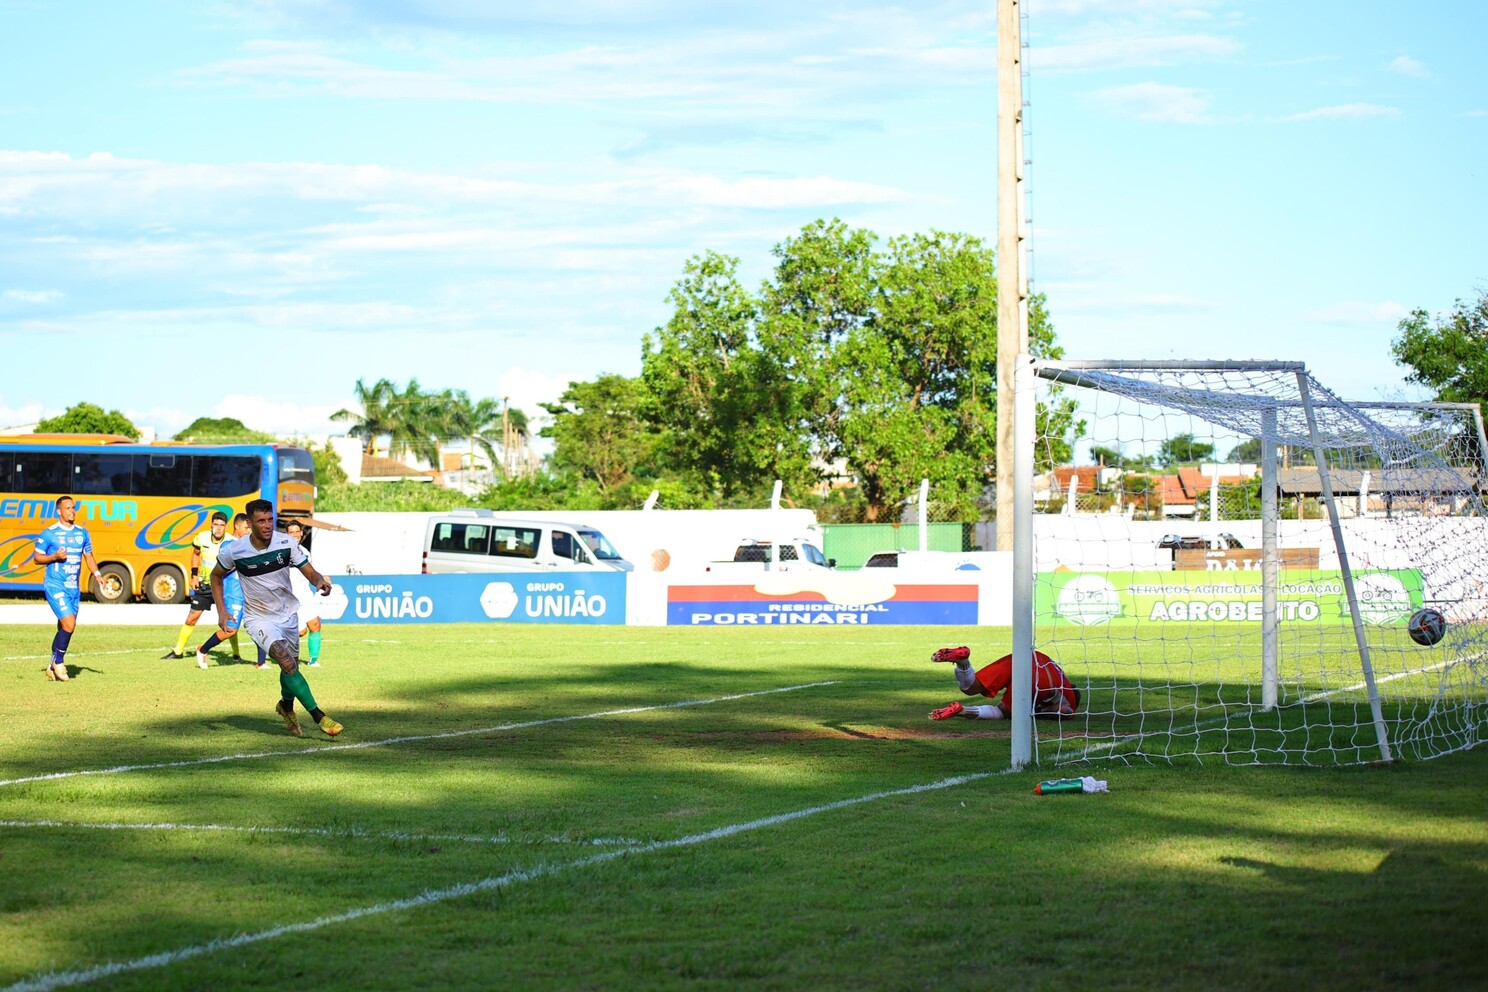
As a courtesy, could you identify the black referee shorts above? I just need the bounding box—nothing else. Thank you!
[188,587,217,612]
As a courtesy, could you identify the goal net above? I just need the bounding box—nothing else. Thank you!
[1010,359,1488,767]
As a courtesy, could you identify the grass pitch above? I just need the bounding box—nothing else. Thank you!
[2,623,1486,991]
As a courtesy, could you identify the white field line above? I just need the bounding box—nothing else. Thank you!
[0,819,646,848]
[1,648,165,663]
[1297,654,1475,704]
[1052,653,1483,765]
[0,770,996,992]
[0,681,840,790]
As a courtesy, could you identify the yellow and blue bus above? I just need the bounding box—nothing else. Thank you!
[0,435,315,604]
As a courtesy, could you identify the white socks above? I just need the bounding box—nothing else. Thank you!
[953,661,977,693]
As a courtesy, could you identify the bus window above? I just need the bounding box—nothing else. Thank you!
[278,448,315,484]
[72,453,134,496]
[192,456,262,499]
[0,451,12,493]
[132,453,194,497]
[14,452,70,493]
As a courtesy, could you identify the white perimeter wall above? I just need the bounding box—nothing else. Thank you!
[311,510,1488,623]
[308,508,823,577]
[6,511,1482,626]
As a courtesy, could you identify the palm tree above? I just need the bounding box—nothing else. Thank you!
[331,378,400,455]
[387,379,445,468]
[505,405,534,476]
[460,394,506,472]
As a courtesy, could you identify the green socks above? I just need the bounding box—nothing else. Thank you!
[279,669,318,712]
[307,630,321,663]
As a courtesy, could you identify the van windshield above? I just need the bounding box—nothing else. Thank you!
[577,528,623,561]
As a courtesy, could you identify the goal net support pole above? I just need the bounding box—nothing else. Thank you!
[1261,406,1279,711]
[1296,373,1394,762]
[1011,355,1037,769]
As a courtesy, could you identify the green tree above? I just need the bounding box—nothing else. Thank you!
[541,374,663,497]
[309,443,348,488]
[434,389,502,474]
[1158,433,1215,467]
[387,378,445,466]
[331,377,458,467]
[173,417,272,443]
[824,228,998,519]
[1090,444,1154,471]
[1193,480,1262,521]
[1227,438,1263,463]
[1392,290,1488,410]
[641,220,1081,520]
[36,402,139,438]
[332,378,402,454]
[641,250,804,500]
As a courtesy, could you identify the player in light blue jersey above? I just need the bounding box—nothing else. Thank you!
[33,496,104,682]
[194,514,250,667]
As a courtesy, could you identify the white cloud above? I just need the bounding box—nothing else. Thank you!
[1090,82,1213,124]
[3,289,62,303]
[494,366,573,430]
[1386,55,1428,78]
[1280,103,1401,122]
[181,22,999,112]
[1033,34,1238,71]
[1031,0,1225,14]
[0,151,908,223]
[213,393,351,437]
[1305,301,1410,325]
[0,399,46,431]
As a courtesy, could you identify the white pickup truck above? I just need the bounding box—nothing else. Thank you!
[703,539,836,573]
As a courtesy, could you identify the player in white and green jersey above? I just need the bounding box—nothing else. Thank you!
[211,499,343,738]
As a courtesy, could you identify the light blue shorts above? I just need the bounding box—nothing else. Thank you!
[45,585,80,620]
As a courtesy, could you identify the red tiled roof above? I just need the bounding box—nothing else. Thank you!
[1051,466,1100,489]
[360,455,433,480]
[1157,475,1192,505]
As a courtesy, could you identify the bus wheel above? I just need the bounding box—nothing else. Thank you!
[144,565,187,605]
[93,565,131,604]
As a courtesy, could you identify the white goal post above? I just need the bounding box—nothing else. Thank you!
[1009,357,1488,769]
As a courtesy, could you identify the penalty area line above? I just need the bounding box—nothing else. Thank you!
[0,681,841,790]
[0,770,995,992]
[0,819,648,849]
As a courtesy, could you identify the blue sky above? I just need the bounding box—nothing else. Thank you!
[1,0,1483,445]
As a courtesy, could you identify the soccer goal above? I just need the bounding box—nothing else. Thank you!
[1008,358,1488,769]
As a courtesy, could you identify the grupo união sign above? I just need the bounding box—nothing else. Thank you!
[321,572,626,625]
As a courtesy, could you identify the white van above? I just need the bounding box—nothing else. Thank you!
[422,510,633,574]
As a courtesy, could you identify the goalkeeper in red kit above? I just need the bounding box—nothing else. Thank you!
[927,646,1080,721]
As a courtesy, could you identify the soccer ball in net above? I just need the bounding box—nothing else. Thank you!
[1407,608,1447,647]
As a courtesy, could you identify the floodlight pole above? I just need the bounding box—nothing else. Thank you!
[994,0,1027,552]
